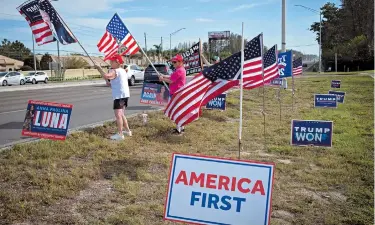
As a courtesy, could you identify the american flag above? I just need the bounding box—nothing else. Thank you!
[105,13,140,56]
[17,0,55,46]
[97,31,119,61]
[240,35,264,89]
[164,34,262,127]
[293,57,303,75]
[38,0,77,45]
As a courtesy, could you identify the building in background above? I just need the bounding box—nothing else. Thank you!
[0,55,24,71]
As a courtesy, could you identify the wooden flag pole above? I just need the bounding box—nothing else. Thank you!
[291,50,295,112]
[238,22,245,160]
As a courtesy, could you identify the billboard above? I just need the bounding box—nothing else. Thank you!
[208,31,230,40]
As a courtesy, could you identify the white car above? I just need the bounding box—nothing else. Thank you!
[25,71,49,84]
[124,64,144,86]
[0,71,26,86]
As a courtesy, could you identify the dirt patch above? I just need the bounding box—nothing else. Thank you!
[27,179,117,225]
[320,191,348,202]
[297,188,330,205]
[273,210,295,219]
[277,159,292,164]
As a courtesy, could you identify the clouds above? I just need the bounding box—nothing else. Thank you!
[229,3,263,12]
[195,18,214,23]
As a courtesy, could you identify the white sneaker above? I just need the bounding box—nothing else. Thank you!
[123,130,132,136]
[110,133,125,140]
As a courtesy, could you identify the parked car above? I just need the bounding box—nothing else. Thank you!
[0,71,26,86]
[144,63,173,85]
[123,64,144,86]
[25,71,49,84]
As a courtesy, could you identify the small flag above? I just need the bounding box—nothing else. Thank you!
[106,13,140,56]
[293,57,303,75]
[17,0,56,46]
[38,0,77,45]
[244,44,278,89]
[97,31,119,61]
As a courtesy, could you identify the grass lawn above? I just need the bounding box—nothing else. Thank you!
[0,75,373,225]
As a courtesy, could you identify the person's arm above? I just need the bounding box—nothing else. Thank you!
[95,65,117,80]
[159,75,173,84]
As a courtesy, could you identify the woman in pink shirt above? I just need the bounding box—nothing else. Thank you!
[159,54,186,134]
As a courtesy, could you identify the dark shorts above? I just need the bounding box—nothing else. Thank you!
[113,98,129,110]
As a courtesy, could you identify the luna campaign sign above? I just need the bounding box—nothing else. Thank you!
[314,94,337,108]
[291,120,333,147]
[331,80,341,88]
[328,91,346,103]
[278,51,293,78]
[164,153,275,225]
[21,100,73,141]
[206,94,226,110]
[140,82,170,106]
[182,42,202,75]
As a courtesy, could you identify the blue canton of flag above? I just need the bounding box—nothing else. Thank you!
[37,0,77,45]
[106,13,128,42]
[105,13,140,56]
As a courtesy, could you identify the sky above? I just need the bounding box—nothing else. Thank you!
[0,0,340,57]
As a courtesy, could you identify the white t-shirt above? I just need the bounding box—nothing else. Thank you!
[110,68,130,100]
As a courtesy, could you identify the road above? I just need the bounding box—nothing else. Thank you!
[0,83,160,147]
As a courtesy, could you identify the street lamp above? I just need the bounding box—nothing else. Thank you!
[169,28,186,59]
[295,4,322,73]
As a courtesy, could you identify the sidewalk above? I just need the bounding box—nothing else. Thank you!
[0,80,107,93]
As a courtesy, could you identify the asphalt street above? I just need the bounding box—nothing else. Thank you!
[0,83,160,147]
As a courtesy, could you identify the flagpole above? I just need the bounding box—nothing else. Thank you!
[52,9,97,66]
[115,13,169,91]
[238,22,244,160]
[260,33,267,151]
[291,50,295,112]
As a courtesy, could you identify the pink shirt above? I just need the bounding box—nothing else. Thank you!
[169,66,186,95]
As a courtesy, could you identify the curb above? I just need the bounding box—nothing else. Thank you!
[0,80,107,93]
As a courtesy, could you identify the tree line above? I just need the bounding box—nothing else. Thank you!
[310,0,374,71]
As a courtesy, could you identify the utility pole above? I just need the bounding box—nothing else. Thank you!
[335,53,337,72]
[144,32,147,52]
[161,36,163,62]
[57,41,60,80]
[281,0,286,52]
[32,33,37,73]
[319,11,322,73]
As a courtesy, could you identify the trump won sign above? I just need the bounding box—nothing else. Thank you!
[22,100,73,141]
[291,120,333,147]
[331,80,341,88]
[164,153,275,225]
[206,94,226,110]
[314,94,338,108]
[328,91,346,103]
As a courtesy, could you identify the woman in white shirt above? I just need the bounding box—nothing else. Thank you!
[95,55,132,140]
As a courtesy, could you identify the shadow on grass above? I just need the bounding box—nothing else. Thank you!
[100,158,150,181]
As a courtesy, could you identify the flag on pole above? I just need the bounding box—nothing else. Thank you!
[17,0,56,46]
[105,13,140,56]
[37,0,77,45]
[244,44,279,89]
[164,34,263,127]
[97,31,119,61]
[293,57,303,75]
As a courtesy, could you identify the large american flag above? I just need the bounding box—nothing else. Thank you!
[293,57,303,75]
[17,0,55,46]
[101,13,140,57]
[164,34,263,127]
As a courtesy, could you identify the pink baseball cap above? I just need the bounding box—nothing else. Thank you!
[171,54,183,62]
